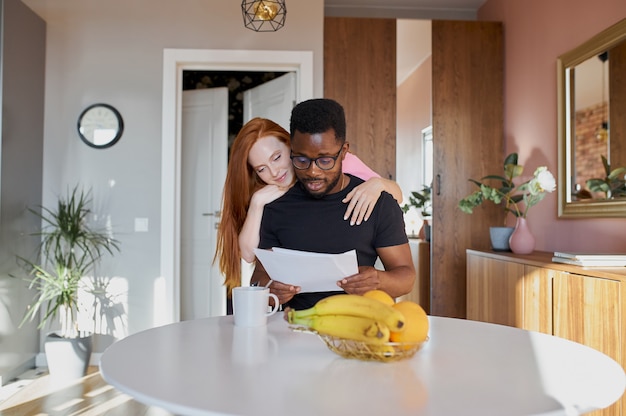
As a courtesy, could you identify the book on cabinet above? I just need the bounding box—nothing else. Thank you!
[552,256,626,267]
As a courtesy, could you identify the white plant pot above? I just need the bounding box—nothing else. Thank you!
[44,332,92,382]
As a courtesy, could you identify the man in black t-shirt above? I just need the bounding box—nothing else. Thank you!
[250,99,415,309]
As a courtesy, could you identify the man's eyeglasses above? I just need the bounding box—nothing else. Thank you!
[290,148,343,170]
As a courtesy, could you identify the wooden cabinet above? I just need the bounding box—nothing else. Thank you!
[553,272,621,367]
[466,254,521,326]
[466,253,554,333]
[467,249,625,416]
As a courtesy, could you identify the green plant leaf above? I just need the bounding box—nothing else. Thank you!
[17,185,120,338]
[503,153,518,166]
[402,184,432,216]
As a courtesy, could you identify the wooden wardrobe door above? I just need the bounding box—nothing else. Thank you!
[324,17,396,179]
[431,20,504,318]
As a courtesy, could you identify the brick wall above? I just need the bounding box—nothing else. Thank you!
[574,102,609,191]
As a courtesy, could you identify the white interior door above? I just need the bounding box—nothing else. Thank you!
[243,72,296,131]
[181,87,228,320]
[240,72,297,286]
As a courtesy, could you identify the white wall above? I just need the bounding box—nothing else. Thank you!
[0,0,46,385]
[16,0,324,359]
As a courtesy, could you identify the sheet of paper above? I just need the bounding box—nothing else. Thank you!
[253,248,358,292]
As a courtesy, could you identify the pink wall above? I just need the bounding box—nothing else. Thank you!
[479,0,626,252]
[396,56,433,234]
[397,55,432,191]
[398,56,432,133]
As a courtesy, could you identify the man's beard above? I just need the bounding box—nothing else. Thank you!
[298,172,341,199]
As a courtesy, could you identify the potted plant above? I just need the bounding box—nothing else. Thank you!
[584,155,626,199]
[458,153,556,252]
[17,186,120,380]
[402,184,432,241]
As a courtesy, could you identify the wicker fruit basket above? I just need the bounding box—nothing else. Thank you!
[290,326,427,362]
[319,334,426,362]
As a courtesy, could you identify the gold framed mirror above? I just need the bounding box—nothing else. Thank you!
[557,18,626,217]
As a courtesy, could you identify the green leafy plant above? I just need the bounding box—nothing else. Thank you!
[458,153,556,224]
[401,184,432,218]
[17,186,120,338]
[585,155,626,199]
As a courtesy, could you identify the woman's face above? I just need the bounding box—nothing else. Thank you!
[248,135,294,187]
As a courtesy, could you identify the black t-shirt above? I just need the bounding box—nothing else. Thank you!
[258,174,408,309]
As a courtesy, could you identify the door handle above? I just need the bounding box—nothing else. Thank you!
[202,211,222,218]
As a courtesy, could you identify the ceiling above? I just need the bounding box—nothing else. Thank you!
[21,0,489,21]
[325,0,487,19]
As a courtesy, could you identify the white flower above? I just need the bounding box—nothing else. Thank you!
[521,167,557,217]
[533,167,556,193]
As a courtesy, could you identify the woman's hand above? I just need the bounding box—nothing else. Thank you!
[342,178,386,225]
[250,184,288,207]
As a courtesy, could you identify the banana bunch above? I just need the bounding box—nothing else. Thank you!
[287,294,405,344]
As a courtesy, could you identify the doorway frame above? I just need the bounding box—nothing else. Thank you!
[161,49,314,323]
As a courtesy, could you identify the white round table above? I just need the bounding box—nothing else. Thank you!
[99,315,625,416]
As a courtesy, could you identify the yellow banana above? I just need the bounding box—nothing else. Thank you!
[290,314,390,344]
[288,294,405,331]
[369,343,397,360]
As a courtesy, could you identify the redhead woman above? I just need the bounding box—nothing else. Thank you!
[215,117,402,293]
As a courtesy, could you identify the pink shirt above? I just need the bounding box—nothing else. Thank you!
[343,152,380,180]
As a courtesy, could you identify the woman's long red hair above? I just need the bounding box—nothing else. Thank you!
[215,118,291,294]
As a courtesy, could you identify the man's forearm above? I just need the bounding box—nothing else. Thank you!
[378,266,416,298]
[250,261,271,287]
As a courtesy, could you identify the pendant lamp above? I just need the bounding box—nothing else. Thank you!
[242,1,287,32]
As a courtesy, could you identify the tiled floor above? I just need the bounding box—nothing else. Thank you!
[0,367,173,415]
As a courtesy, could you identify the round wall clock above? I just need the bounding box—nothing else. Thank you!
[77,103,124,149]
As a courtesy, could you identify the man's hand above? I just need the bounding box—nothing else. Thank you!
[269,280,301,305]
[336,266,380,295]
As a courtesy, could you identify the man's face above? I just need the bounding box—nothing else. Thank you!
[290,129,345,198]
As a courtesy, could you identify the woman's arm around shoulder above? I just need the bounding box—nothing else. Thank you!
[342,152,403,225]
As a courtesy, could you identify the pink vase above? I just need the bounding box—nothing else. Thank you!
[509,217,535,254]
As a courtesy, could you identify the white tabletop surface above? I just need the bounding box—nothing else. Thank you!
[99,315,625,416]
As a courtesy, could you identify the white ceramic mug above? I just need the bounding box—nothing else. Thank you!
[232,286,280,327]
